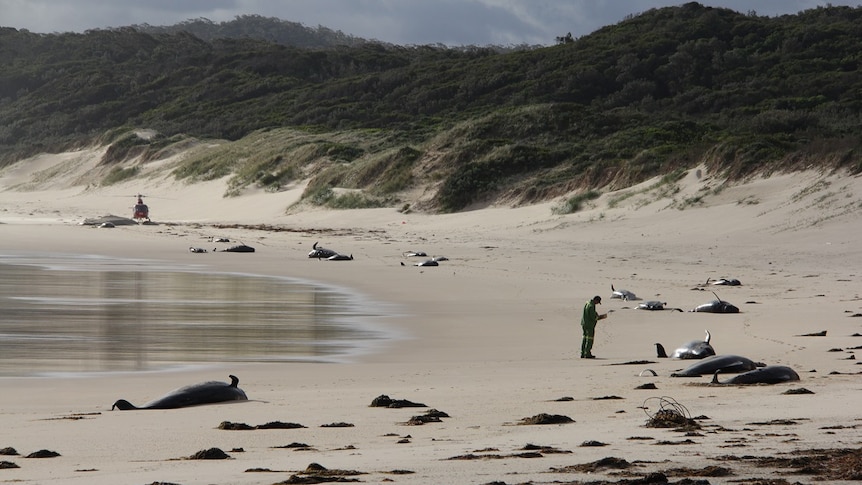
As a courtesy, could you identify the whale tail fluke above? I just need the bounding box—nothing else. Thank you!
[655,343,668,358]
[229,375,239,387]
[704,329,711,344]
[111,399,138,410]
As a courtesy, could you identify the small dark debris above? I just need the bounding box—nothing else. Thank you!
[518,413,574,425]
[218,421,255,430]
[25,449,60,458]
[550,456,631,473]
[404,415,442,425]
[748,419,798,426]
[553,396,574,401]
[522,444,571,454]
[662,465,733,477]
[385,469,415,475]
[246,467,276,472]
[828,348,844,352]
[0,461,19,469]
[397,438,410,443]
[0,447,18,456]
[188,447,229,460]
[593,395,624,400]
[636,383,658,390]
[321,422,354,428]
[257,421,307,429]
[655,439,697,445]
[370,394,426,408]
[297,462,364,477]
[273,442,311,449]
[628,436,654,440]
[230,447,244,453]
[610,360,655,365]
[581,440,608,447]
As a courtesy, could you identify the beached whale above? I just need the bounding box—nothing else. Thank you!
[711,365,800,385]
[219,244,255,253]
[670,354,762,377]
[111,375,248,410]
[326,253,354,261]
[692,292,739,313]
[636,301,683,312]
[308,242,338,259]
[611,284,639,301]
[710,277,742,286]
[655,330,715,359]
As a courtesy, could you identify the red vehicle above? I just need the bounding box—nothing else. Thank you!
[132,195,150,222]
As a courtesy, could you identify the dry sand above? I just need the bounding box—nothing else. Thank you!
[0,148,860,484]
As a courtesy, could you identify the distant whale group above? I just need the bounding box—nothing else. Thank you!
[648,329,800,385]
[613,282,740,313]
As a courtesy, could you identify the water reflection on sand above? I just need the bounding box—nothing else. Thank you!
[0,252,397,376]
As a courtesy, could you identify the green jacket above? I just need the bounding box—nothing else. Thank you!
[582,300,599,328]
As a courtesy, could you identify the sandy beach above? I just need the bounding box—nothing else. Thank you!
[1,148,860,484]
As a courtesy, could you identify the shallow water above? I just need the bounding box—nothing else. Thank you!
[0,252,398,376]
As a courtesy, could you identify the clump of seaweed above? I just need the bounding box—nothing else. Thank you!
[643,396,700,430]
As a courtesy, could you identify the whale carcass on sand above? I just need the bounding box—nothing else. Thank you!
[636,301,683,312]
[308,242,338,259]
[655,330,715,359]
[610,284,639,301]
[692,291,739,313]
[711,365,800,385]
[670,354,761,377]
[111,375,248,410]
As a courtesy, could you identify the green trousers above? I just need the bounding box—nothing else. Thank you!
[581,323,595,357]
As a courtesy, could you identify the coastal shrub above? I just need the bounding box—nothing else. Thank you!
[101,165,140,186]
[552,189,601,214]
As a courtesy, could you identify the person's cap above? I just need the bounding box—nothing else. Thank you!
[593,296,602,304]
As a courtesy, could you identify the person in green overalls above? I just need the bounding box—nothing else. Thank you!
[580,295,607,359]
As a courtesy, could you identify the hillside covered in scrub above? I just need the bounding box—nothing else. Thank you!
[1,3,861,213]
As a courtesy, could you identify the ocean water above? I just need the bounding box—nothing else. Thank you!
[0,252,400,376]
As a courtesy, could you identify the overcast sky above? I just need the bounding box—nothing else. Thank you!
[1,1,858,46]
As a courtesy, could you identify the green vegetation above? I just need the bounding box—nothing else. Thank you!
[2,3,862,212]
[552,190,601,214]
[101,165,140,185]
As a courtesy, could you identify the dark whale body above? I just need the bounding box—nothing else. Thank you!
[671,354,760,377]
[655,330,715,359]
[308,242,338,259]
[692,292,739,313]
[111,375,248,410]
[712,365,800,385]
[693,299,739,313]
[221,244,255,253]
